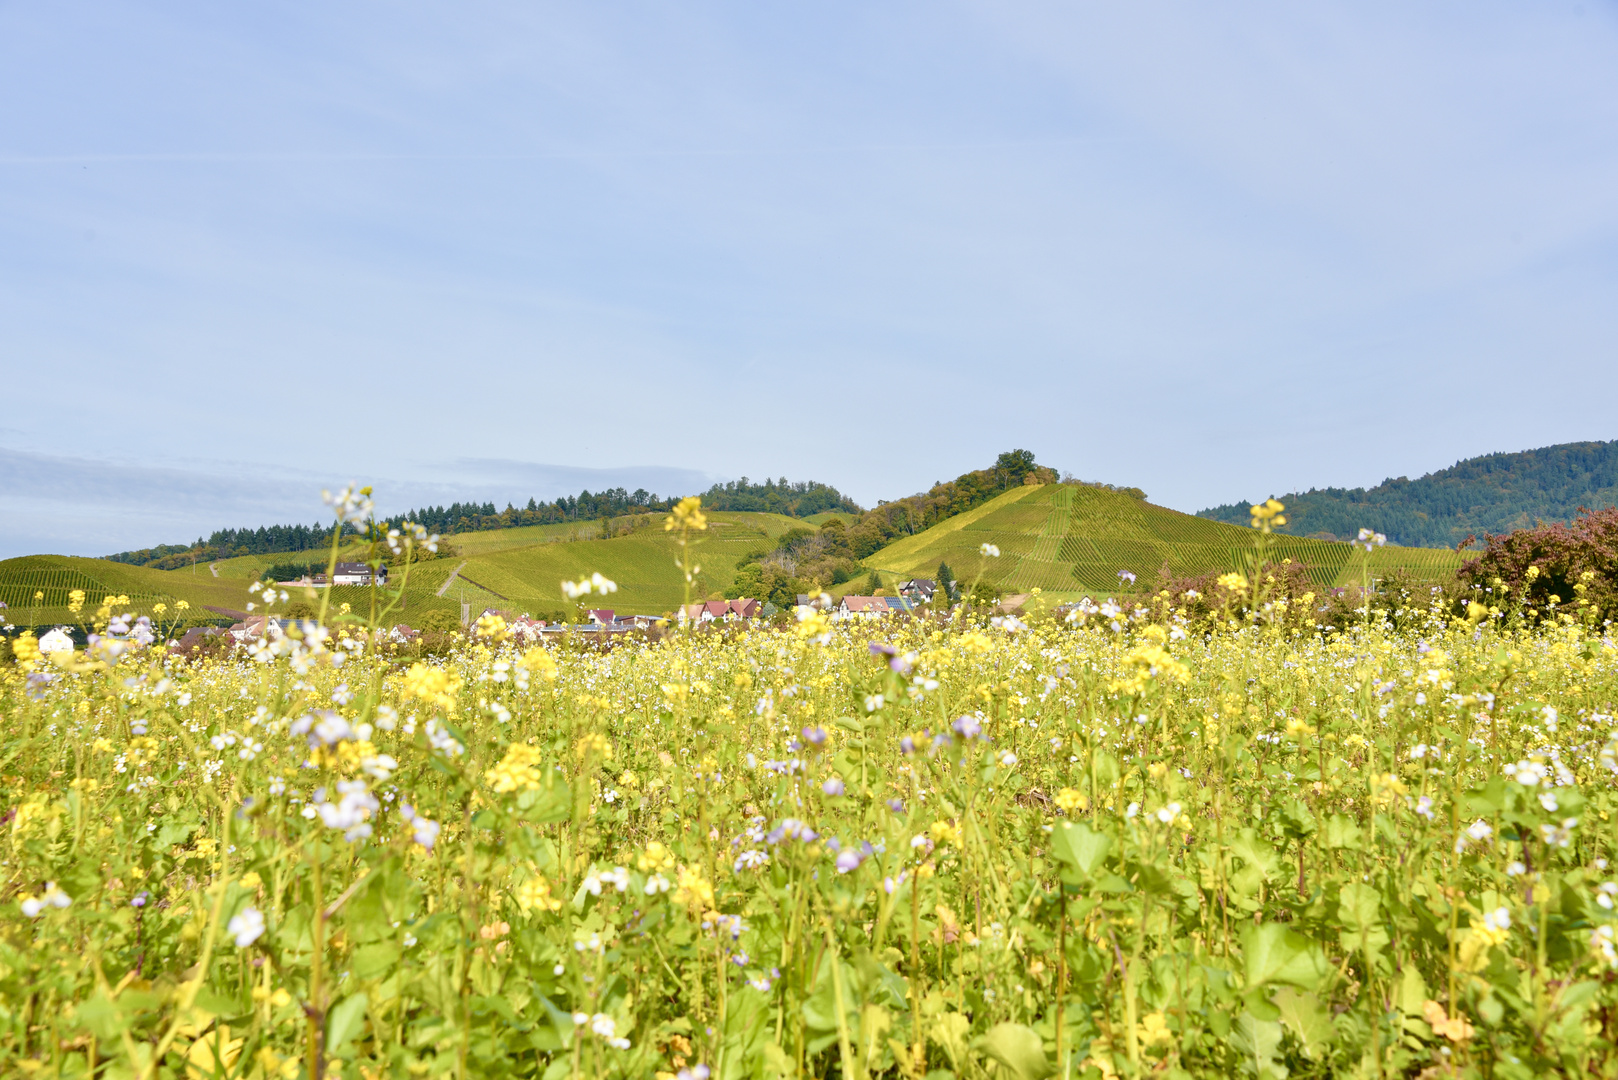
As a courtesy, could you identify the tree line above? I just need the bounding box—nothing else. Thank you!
[105,478,862,567]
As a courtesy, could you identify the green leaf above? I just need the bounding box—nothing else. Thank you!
[1242,924,1329,991]
[930,1012,970,1071]
[976,1022,1051,1080]
[1272,988,1331,1060]
[1229,1012,1286,1078]
[325,992,369,1055]
[1050,821,1111,877]
[1336,883,1380,931]
[1321,815,1362,851]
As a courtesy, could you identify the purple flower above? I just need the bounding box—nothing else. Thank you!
[131,891,149,908]
[801,726,827,746]
[887,799,904,813]
[1118,570,1137,584]
[951,715,983,740]
[822,778,845,797]
[899,735,917,755]
[868,641,897,657]
[834,850,864,874]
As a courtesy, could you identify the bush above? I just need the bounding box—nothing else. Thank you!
[417,610,461,634]
[1457,506,1618,625]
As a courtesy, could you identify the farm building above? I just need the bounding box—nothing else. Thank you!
[331,562,387,586]
[678,599,762,623]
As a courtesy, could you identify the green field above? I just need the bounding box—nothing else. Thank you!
[1,495,1470,629]
[863,482,1468,597]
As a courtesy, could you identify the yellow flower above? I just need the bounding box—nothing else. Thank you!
[637,841,677,873]
[11,633,40,666]
[1054,788,1088,813]
[1216,572,1247,592]
[486,743,545,793]
[1249,498,1287,531]
[473,613,509,641]
[516,873,563,914]
[401,663,461,711]
[518,648,558,681]
[930,819,964,848]
[671,865,714,910]
[68,589,86,615]
[239,872,262,890]
[664,496,707,533]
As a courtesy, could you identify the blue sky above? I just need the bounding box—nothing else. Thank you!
[3,2,1616,557]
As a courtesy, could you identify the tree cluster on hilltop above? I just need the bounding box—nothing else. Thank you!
[726,450,1059,606]
[1197,439,1618,549]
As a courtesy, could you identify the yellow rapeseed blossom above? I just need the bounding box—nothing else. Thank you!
[1054,788,1088,813]
[473,613,509,641]
[486,744,545,793]
[930,819,964,848]
[518,648,558,681]
[637,841,677,874]
[664,496,707,532]
[516,873,564,914]
[11,633,40,667]
[671,865,714,910]
[67,589,85,615]
[1249,498,1287,532]
[401,663,461,711]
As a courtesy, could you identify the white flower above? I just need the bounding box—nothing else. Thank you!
[1482,907,1511,933]
[228,906,266,948]
[1506,861,1526,877]
[644,873,671,895]
[1125,802,1140,819]
[20,882,71,917]
[1155,801,1183,824]
[1598,882,1618,909]
[999,751,1018,767]
[979,543,1000,558]
[1540,791,1560,813]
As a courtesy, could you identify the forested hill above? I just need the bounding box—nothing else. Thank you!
[1197,440,1618,548]
[105,478,859,567]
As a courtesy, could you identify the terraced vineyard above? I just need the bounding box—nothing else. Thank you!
[0,555,253,628]
[864,483,1468,596]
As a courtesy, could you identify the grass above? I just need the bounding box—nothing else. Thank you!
[863,482,1470,594]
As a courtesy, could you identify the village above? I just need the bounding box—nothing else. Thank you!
[205,570,1010,647]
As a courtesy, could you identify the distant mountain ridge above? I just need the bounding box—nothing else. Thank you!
[1197,440,1618,549]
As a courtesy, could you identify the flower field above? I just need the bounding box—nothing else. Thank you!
[5,529,1618,1078]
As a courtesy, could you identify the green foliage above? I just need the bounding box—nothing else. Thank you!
[1198,438,1618,548]
[5,564,1618,1078]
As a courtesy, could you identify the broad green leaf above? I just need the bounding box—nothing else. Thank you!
[1050,821,1111,876]
[1272,987,1331,1060]
[1229,1012,1286,1078]
[1322,815,1362,851]
[1242,923,1329,991]
[325,992,369,1055]
[976,1021,1051,1080]
[1336,883,1380,930]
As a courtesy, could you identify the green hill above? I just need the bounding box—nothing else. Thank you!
[862,483,1465,598]
[1,511,811,628]
[0,555,257,628]
[1198,439,1618,548]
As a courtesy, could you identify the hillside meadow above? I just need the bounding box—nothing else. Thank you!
[2,496,1618,1077]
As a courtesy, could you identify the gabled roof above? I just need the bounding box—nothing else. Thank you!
[839,595,889,613]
